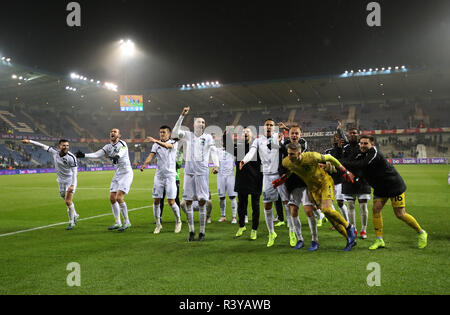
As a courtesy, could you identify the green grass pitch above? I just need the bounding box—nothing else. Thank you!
[0,165,449,295]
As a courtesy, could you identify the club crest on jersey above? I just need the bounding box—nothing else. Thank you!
[201,138,206,146]
[303,165,311,172]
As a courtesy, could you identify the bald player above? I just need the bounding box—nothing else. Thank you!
[76,128,133,231]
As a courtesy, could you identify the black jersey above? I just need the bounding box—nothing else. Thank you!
[339,141,372,195]
[324,144,343,185]
[343,146,406,198]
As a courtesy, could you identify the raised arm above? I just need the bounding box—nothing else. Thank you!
[147,136,174,149]
[172,107,190,139]
[22,139,51,152]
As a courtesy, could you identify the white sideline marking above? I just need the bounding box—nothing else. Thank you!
[0,193,219,238]
[0,205,152,238]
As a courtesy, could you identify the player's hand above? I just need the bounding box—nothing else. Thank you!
[339,166,355,183]
[277,122,288,130]
[212,166,219,174]
[337,120,342,129]
[239,160,245,170]
[147,136,156,143]
[182,106,190,116]
[75,150,85,158]
[21,139,30,144]
[272,174,287,189]
[140,164,146,172]
[325,161,337,174]
[338,138,345,148]
[112,155,120,164]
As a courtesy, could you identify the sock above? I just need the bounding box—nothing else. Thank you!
[230,198,237,218]
[264,208,274,234]
[219,199,226,217]
[153,203,161,224]
[207,201,212,218]
[373,212,383,238]
[186,203,194,233]
[347,200,356,228]
[67,205,74,224]
[170,203,181,222]
[322,207,348,239]
[398,213,422,233]
[119,202,130,225]
[292,216,303,241]
[360,203,369,232]
[307,216,318,243]
[339,203,349,222]
[315,209,324,220]
[112,202,121,225]
[199,204,206,234]
[283,204,294,233]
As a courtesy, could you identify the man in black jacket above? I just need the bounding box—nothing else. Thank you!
[337,125,371,239]
[324,133,349,222]
[232,127,263,240]
[342,135,428,249]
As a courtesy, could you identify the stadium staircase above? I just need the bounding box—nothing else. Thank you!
[20,110,52,137]
[232,112,242,126]
[65,115,96,139]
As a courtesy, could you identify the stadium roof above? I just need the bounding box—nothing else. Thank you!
[1,60,450,116]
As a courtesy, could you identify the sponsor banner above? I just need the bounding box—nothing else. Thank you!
[389,158,447,165]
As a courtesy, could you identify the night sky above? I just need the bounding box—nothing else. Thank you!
[1,0,450,90]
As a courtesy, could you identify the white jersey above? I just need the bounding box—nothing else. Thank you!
[172,115,219,176]
[243,133,280,175]
[218,148,235,176]
[101,140,132,174]
[151,139,178,178]
[29,140,78,185]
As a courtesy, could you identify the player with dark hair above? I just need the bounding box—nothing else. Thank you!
[336,123,371,239]
[22,138,80,230]
[141,125,182,234]
[76,128,133,232]
[342,135,428,249]
[240,119,291,247]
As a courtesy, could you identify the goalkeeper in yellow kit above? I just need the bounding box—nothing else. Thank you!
[275,142,357,251]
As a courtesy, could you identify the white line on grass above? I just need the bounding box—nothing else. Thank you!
[0,205,152,238]
[0,193,219,238]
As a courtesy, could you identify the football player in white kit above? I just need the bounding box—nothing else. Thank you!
[140,125,182,234]
[76,128,133,232]
[172,107,219,242]
[239,119,291,247]
[22,139,79,230]
[217,142,238,223]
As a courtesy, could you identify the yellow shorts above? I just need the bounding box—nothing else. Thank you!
[374,193,406,208]
[310,179,335,205]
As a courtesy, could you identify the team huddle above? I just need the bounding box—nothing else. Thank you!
[21,106,428,251]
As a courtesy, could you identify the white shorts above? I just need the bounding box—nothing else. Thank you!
[262,174,289,203]
[335,183,344,201]
[183,173,209,201]
[288,187,313,207]
[110,171,133,195]
[153,175,177,199]
[343,193,371,201]
[58,182,77,198]
[217,174,237,198]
